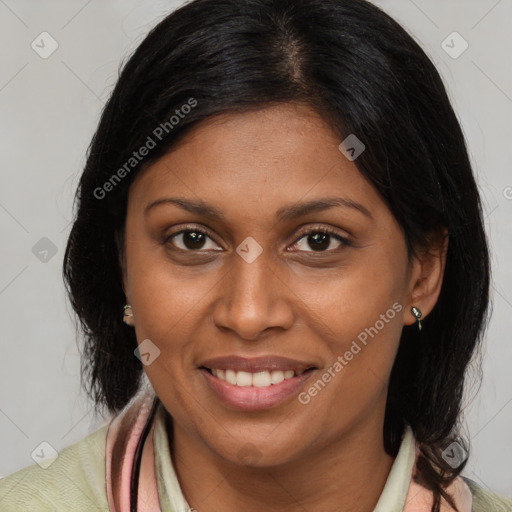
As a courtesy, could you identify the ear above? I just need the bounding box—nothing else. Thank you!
[120,257,129,302]
[115,229,130,301]
[404,227,449,327]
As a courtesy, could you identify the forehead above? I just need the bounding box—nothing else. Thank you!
[128,103,384,224]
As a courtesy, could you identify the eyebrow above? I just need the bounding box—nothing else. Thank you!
[143,196,373,221]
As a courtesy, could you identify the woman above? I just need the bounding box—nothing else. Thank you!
[1,0,511,510]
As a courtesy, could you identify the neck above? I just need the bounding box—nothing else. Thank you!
[168,414,396,512]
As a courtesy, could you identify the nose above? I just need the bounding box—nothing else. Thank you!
[211,250,294,341]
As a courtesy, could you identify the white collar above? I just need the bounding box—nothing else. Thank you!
[373,424,416,511]
[153,409,417,512]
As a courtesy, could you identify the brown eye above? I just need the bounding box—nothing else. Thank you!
[165,227,223,252]
[290,228,351,253]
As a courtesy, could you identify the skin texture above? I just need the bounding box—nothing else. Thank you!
[120,102,448,512]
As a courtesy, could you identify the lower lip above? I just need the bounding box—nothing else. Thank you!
[199,368,316,411]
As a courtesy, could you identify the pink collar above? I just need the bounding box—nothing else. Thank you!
[105,385,160,511]
[403,444,472,511]
[105,387,472,512]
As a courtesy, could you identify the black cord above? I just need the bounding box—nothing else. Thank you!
[130,396,161,512]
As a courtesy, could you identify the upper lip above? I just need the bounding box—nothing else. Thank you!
[199,355,317,373]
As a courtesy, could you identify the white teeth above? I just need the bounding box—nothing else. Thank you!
[225,369,237,385]
[284,370,295,379]
[270,370,285,384]
[210,368,304,387]
[236,371,252,387]
[253,371,272,387]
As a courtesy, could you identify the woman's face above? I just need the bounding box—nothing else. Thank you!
[122,102,422,467]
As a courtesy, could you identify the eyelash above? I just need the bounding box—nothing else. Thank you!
[164,224,352,253]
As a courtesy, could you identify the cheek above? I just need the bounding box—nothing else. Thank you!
[291,246,406,339]
[291,248,406,403]
[126,253,208,417]
[126,240,212,340]
[298,300,403,431]
[336,256,405,370]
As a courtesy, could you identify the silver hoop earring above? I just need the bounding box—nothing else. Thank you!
[411,306,423,331]
[123,304,134,326]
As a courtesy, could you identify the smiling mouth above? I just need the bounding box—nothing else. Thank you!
[200,367,316,388]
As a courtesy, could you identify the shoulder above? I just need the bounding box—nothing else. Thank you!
[462,476,512,512]
[0,424,109,512]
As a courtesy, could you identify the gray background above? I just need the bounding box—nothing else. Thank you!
[1,0,511,496]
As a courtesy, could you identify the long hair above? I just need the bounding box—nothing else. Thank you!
[63,1,491,510]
